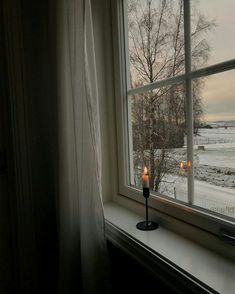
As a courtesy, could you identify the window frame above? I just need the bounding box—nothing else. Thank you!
[112,0,235,240]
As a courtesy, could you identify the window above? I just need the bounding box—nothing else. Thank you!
[113,0,235,237]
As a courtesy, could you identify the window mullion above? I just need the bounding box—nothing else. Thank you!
[127,73,186,96]
[123,0,134,185]
[184,0,194,205]
[191,58,235,80]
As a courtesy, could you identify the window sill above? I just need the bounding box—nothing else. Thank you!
[104,202,235,294]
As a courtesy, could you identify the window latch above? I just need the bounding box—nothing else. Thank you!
[219,229,235,246]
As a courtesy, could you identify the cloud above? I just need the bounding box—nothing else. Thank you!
[200,70,235,121]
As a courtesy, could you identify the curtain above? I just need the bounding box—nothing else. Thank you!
[2,0,109,292]
[57,0,109,293]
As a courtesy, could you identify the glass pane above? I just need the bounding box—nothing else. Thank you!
[191,0,235,69]
[129,83,188,201]
[127,0,185,88]
[193,70,235,219]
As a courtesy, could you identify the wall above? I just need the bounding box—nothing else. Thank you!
[0,100,14,294]
[107,241,177,293]
[92,0,119,203]
[2,0,60,292]
[20,1,59,292]
[0,7,14,292]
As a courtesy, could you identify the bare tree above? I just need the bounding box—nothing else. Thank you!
[128,0,215,192]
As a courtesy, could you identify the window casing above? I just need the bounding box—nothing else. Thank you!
[112,0,235,240]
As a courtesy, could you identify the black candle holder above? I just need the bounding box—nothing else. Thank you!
[136,188,159,231]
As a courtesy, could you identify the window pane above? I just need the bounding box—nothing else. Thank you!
[129,83,188,200]
[127,0,185,88]
[191,0,235,70]
[193,70,235,219]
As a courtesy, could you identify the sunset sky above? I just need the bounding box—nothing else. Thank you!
[194,0,235,122]
[128,0,235,122]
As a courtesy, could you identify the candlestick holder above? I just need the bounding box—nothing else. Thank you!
[136,188,159,231]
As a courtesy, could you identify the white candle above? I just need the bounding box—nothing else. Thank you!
[179,161,185,175]
[142,166,149,188]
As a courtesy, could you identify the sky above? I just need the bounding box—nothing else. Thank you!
[194,0,235,122]
[128,0,235,122]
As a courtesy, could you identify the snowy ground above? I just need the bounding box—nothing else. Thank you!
[175,177,235,216]
[194,127,235,189]
[194,126,235,169]
[193,127,235,146]
[160,125,235,218]
[159,173,235,218]
[195,143,235,168]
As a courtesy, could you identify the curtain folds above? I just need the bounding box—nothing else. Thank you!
[2,0,109,292]
[57,0,109,293]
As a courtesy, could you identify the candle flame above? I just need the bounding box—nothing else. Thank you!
[142,166,150,188]
[143,166,148,175]
[179,161,185,175]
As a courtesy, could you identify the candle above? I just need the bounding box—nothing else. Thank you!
[136,166,158,231]
[187,160,191,169]
[142,166,149,188]
[179,161,185,175]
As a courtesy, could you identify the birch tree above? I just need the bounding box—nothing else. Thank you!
[129,0,215,191]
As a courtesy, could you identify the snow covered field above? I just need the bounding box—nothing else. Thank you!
[173,177,235,218]
[194,127,235,188]
[133,123,235,218]
[195,143,235,169]
[194,127,235,146]
[194,126,235,169]
[161,124,235,218]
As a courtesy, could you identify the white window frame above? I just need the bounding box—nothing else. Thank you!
[112,0,235,242]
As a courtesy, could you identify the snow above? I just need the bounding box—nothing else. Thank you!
[159,175,235,218]
[175,177,235,204]
[133,124,235,218]
[161,125,235,218]
[194,165,235,188]
[194,127,235,190]
[195,143,235,169]
[193,127,235,146]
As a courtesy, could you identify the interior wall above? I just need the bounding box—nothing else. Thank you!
[107,241,177,294]
[0,6,14,292]
[91,0,119,203]
[107,241,213,294]
[19,0,59,292]
[0,99,14,294]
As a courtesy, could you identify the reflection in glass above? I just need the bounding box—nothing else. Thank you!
[193,71,235,219]
[129,83,188,200]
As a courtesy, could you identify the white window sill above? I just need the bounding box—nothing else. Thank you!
[104,202,235,294]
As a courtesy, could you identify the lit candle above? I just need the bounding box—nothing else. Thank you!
[179,161,185,175]
[142,166,149,188]
[136,165,158,230]
[187,160,191,169]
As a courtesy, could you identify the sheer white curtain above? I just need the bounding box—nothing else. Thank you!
[57,0,109,293]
